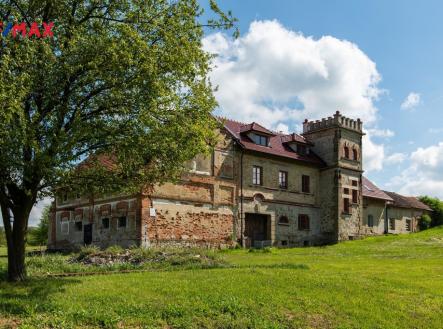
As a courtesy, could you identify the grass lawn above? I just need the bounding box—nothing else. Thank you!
[1,228,443,328]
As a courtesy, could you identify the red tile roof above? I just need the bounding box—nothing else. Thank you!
[281,133,313,145]
[362,177,393,201]
[77,153,117,171]
[220,117,325,166]
[383,191,432,211]
[240,122,276,136]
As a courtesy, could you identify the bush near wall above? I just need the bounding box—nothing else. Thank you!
[419,196,443,227]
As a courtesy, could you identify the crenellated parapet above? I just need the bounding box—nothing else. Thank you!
[303,111,363,134]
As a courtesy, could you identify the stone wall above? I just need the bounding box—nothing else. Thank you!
[362,197,387,235]
[50,196,140,250]
[337,169,363,240]
[386,207,423,234]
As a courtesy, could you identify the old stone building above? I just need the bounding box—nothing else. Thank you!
[48,111,431,250]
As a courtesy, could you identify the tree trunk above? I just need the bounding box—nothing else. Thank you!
[7,231,27,281]
[1,196,34,282]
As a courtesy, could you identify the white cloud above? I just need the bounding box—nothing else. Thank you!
[362,133,385,172]
[275,123,289,134]
[203,20,382,130]
[401,92,421,110]
[387,142,443,198]
[385,152,406,165]
[29,198,52,226]
[367,128,395,138]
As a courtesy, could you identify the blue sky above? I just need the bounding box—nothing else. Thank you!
[201,0,443,199]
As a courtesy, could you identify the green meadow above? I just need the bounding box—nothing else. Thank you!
[1,227,443,328]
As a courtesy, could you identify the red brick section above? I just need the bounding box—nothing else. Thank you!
[116,201,128,212]
[139,195,152,243]
[151,210,234,246]
[99,204,111,216]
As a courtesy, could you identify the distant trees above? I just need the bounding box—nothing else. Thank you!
[418,196,443,228]
[28,206,50,248]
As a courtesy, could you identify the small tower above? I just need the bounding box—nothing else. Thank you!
[302,111,364,243]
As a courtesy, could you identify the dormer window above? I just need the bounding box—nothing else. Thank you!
[297,144,307,155]
[252,134,269,146]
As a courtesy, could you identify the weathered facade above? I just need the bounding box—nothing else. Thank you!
[48,111,431,250]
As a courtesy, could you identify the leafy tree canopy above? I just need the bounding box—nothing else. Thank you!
[0,0,237,281]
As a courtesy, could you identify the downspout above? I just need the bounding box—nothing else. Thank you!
[240,145,244,247]
[384,202,388,234]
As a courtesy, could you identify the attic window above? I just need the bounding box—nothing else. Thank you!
[297,144,307,155]
[252,134,269,146]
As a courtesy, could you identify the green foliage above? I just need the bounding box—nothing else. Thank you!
[28,205,50,246]
[419,214,432,230]
[419,196,443,227]
[0,0,237,280]
[0,227,5,246]
[0,0,237,198]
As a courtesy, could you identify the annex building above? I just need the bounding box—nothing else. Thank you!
[48,111,431,250]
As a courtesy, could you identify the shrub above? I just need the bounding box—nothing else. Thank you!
[419,214,432,230]
[105,245,125,255]
[77,245,100,260]
[419,196,443,227]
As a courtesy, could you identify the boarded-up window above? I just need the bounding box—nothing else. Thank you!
[389,218,395,230]
[219,152,234,178]
[302,175,310,193]
[61,221,69,235]
[406,219,411,231]
[298,214,310,230]
[187,153,212,175]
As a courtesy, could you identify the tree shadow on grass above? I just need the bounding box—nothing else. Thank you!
[0,275,81,318]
